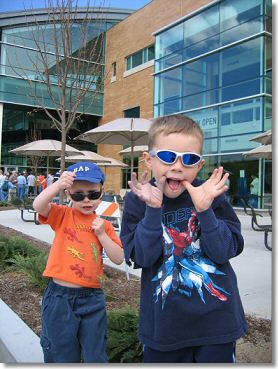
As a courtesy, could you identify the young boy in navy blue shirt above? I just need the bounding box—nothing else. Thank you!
[120,114,248,363]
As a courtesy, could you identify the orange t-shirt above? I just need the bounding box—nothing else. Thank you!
[39,203,122,288]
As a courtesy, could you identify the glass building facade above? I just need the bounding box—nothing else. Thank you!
[0,10,130,172]
[0,21,110,114]
[154,0,272,208]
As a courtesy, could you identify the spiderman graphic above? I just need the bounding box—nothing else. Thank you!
[152,210,229,309]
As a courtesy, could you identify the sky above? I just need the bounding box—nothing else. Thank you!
[0,0,152,12]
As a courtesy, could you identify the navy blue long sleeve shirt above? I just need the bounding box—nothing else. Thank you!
[120,178,248,351]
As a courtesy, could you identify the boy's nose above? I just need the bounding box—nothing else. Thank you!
[171,157,184,170]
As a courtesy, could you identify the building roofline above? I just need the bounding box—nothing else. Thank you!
[153,0,220,36]
[0,7,134,27]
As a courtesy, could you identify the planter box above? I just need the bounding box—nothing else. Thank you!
[0,299,43,363]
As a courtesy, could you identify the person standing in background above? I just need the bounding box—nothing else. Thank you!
[47,172,54,187]
[8,171,18,201]
[38,173,47,193]
[250,174,259,208]
[17,172,27,200]
[27,172,36,196]
[1,177,15,202]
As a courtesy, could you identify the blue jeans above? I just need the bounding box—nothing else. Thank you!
[17,185,26,200]
[1,190,8,201]
[40,280,108,363]
[250,194,258,208]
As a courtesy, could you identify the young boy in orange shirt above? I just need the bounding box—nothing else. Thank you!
[33,162,123,363]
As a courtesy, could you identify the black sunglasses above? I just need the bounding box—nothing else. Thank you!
[69,191,102,202]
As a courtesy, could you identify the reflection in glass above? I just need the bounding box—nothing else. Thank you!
[220,0,262,32]
[220,98,262,136]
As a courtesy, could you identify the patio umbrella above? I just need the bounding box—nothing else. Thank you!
[119,145,148,157]
[56,150,111,164]
[10,139,82,175]
[249,130,272,145]
[243,144,272,159]
[98,157,128,174]
[75,118,152,174]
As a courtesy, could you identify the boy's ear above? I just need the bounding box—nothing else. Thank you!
[143,151,152,169]
[197,158,205,172]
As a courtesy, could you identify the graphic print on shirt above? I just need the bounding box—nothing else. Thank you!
[152,210,230,309]
[76,224,94,233]
[64,227,83,243]
[90,242,105,284]
[91,242,100,262]
[70,263,92,280]
[64,224,103,283]
[67,245,86,261]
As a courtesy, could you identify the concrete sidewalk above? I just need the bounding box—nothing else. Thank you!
[0,208,272,319]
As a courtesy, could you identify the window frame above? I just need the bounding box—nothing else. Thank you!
[125,44,155,71]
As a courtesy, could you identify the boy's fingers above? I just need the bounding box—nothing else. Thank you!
[130,172,138,185]
[217,173,229,188]
[217,185,228,195]
[154,176,166,192]
[182,180,193,192]
[209,168,218,180]
[214,167,224,182]
[140,171,148,184]
[128,180,140,194]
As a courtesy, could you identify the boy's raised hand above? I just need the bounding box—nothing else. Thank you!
[128,171,166,208]
[182,167,229,213]
[58,171,76,190]
[92,216,105,237]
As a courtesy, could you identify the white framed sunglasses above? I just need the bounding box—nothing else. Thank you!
[149,150,202,167]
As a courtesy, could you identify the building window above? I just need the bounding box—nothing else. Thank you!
[124,106,140,118]
[111,62,117,82]
[112,62,116,77]
[126,45,154,71]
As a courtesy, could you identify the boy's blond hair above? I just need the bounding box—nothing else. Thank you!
[148,114,204,153]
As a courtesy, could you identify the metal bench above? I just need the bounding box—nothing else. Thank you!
[240,197,272,251]
[249,206,271,232]
[264,228,272,251]
[19,198,40,225]
[240,197,253,216]
[248,206,272,251]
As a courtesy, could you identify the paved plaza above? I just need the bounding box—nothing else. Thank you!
[0,207,272,319]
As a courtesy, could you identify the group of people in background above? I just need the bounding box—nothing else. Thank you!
[0,169,57,202]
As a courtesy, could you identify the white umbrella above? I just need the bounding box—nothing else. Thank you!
[243,144,272,159]
[56,150,111,164]
[98,157,128,167]
[75,118,152,174]
[10,139,82,175]
[119,145,148,157]
[249,130,272,145]
[98,157,128,175]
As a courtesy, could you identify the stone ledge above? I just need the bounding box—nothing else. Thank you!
[0,298,44,363]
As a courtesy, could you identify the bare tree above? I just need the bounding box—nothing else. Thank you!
[6,0,106,176]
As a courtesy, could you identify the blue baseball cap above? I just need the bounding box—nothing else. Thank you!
[67,162,105,184]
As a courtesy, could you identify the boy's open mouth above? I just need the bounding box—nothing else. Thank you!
[82,205,93,210]
[167,178,182,191]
